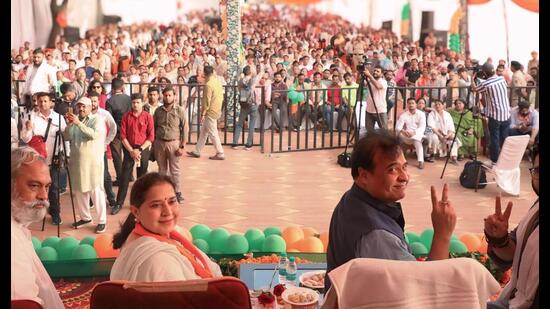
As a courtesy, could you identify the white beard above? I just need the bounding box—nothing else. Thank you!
[11,196,49,226]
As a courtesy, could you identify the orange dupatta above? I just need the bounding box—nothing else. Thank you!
[132,223,213,279]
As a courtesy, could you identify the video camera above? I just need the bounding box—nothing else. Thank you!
[471,61,487,80]
[356,56,374,74]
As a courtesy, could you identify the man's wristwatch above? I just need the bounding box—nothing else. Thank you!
[138,146,143,152]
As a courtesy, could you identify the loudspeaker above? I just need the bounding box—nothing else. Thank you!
[63,27,80,44]
[103,15,122,24]
[381,21,393,31]
[421,11,434,32]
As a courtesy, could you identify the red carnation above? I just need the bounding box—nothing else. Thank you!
[273,284,286,297]
[258,291,275,305]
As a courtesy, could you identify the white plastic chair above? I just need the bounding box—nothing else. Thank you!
[476,134,530,196]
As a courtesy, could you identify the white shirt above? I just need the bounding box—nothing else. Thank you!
[366,77,388,114]
[11,216,64,308]
[20,110,70,165]
[11,118,18,150]
[24,61,57,95]
[396,110,426,141]
[427,110,455,135]
[95,108,117,150]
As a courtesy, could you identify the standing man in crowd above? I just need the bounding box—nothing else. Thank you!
[187,65,225,160]
[89,91,118,208]
[154,86,188,204]
[19,92,68,225]
[144,86,163,116]
[325,131,457,292]
[472,63,510,166]
[396,98,426,169]
[23,48,56,110]
[106,77,131,185]
[11,147,64,308]
[64,97,107,234]
[364,65,388,131]
[270,71,289,132]
[111,93,154,215]
[232,65,262,150]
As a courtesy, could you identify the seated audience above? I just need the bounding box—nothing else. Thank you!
[395,98,426,169]
[447,98,484,160]
[110,172,222,281]
[509,100,539,147]
[426,100,461,165]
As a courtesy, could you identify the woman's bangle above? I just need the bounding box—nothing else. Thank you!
[484,230,510,248]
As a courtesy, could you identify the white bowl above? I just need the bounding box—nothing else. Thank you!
[282,287,319,306]
[299,270,326,289]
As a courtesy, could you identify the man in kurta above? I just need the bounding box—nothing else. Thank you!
[396,98,426,169]
[447,98,484,160]
[64,97,108,233]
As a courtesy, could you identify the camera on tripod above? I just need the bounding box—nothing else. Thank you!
[471,61,487,80]
[356,57,374,74]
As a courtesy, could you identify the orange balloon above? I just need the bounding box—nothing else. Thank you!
[302,227,319,238]
[282,227,305,249]
[297,237,324,253]
[287,249,301,253]
[477,234,488,254]
[319,232,329,252]
[459,233,482,252]
[94,233,120,258]
[174,225,192,241]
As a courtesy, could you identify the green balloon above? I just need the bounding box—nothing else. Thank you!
[80,236,96,247]
[37,247,58,261]
[225,234,249,254]
[32,237,42,251]
[245,228,265,252]
[449,240,468,254]
[55,237,80,260]
[410,242,428,256]
[193,239,209,253]
[207,228,230,253]
[451,234,459,241]
[262,235,286,253]
[263,226,281,237]
[405,232,420,244]
[71,244,97,260]
[190,224,212,241]
[42,236,61,249]
[420,228,434,251]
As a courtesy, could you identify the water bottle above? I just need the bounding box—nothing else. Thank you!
[285,256,297,286]
[277,253,288,284]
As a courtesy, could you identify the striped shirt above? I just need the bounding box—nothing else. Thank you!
[475,75,510,121]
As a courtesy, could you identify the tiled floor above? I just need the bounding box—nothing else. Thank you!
[29,137,537,241]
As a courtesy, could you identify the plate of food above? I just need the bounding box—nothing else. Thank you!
[299,270,326,289]
[282,287,319,307]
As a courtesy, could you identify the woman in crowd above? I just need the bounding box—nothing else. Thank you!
[110,173,222,281]
[87,79,108,109]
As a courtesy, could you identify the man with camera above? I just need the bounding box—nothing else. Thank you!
[19,92,68,225]
[63,97,107,233]
[362,65,388,131]
[471,62,510,165]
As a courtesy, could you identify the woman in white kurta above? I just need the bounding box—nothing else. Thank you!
[110,173,222,282]
[427,100,461,164]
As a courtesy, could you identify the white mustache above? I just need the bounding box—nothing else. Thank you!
[26,199,50,209]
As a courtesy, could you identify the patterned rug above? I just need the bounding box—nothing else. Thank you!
[54,277,109,309]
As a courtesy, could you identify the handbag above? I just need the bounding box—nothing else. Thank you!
[27,118,52,158]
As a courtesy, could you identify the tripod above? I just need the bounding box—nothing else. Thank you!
[440,105,480,179]
[41,112,78,237]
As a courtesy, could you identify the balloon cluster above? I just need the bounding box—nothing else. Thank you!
[33,234,120,262]
[189,224,329,254]
[405,229,488,257]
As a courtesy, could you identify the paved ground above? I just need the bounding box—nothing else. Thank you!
[29,140,537,240]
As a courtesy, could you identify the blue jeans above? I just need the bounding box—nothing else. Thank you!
[488,118,510,163]
[232,104,258,147]
[59,168,67,191]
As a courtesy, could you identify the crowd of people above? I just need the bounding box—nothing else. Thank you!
[11,6,539,308]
